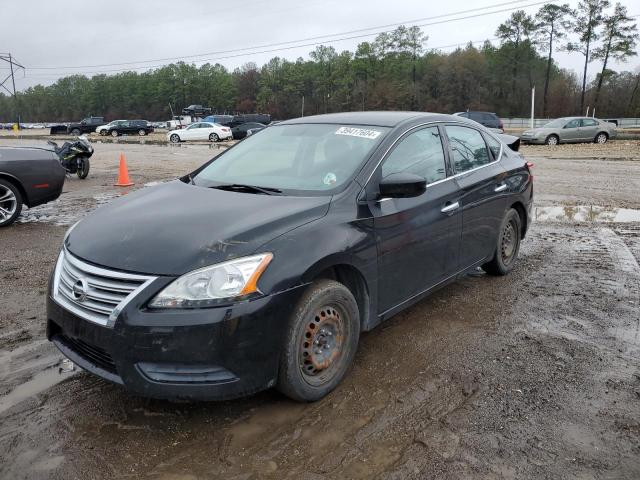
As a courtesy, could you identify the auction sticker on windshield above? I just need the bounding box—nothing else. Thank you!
[335,126,382,140]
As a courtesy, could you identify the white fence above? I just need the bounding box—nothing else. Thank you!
[502,117,640,129]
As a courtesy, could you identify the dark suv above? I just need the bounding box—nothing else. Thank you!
[454,111,504,132]
[104,120,154,137]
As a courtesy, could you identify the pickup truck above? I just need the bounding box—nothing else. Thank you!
[50,117,106,136]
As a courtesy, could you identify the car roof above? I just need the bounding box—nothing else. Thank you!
[280,111,459,127]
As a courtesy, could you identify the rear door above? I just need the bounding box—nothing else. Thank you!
[579,118,598,141]
[444,124,507,269]
[371,125,462,312]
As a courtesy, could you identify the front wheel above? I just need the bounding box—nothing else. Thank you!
[76,158,90,179]
[482,208,522,276]
[277,279,360,402]
[138,129,147,136]
[0,179,23,227]
[99,130,107,136]
[545,134,559,146]
[170,134,180,143]
[70,128,81,136]
[209,133,219,142]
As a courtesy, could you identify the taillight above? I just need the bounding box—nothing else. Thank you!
[525,161,534,180]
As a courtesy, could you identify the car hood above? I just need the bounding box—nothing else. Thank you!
[66,180,331,276]
[523,127,555,135]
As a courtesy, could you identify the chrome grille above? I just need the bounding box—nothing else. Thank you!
[53,249,156,328]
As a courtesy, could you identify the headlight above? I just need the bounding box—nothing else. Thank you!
[149,253,273,308]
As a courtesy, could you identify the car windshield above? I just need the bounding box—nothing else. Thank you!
[543,118,571,128]
[193,123,390,195]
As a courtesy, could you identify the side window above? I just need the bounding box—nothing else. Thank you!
[582,119,598,127]
[485,134,502,160]
[565,119,580,129]
[381,127,446,184]
[446,125,491,173]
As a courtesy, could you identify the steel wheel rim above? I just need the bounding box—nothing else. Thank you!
[597,134,606,144]
[139,129,146,136]
[299,305,346,386]
[501,220,517,264]
[170,135,179,143]
[0,185,17,222]
[547,136,558,145]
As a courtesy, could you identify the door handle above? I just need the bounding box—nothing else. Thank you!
[494,184,508,193]
[441,201,460,213]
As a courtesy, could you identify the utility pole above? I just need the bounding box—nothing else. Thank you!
[0,53,25,126]
[530,86,535,129]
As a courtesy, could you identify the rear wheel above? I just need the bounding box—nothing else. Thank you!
[595,132,608,144]
[70,128,81,136]
[76,158,90,179]
[111,130,119,137]
[209,133,219,142]
[138,129,147,136]
[277,279,360,402]
[545,134,559,146]
[0,179,22,227]
[170,134,180,143]
[482,208,522,276]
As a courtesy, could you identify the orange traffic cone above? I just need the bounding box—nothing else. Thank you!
[114,153,134,187]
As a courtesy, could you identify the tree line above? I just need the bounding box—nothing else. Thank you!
[1,0,637,123]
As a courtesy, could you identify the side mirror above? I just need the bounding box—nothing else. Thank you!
[379,173,426,199]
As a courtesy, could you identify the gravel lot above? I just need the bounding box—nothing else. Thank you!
[1,138,639,479]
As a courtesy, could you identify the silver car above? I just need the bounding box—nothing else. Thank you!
[521,117,617,145]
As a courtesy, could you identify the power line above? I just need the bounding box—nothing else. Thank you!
[26,0,544,73]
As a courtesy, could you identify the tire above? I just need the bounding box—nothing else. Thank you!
[170,134,180,143]
[76,158,90,179]
[277,279,360,402]
[110,130,119,137]
[594,132,608,144]
[138,129,147,136]
[0,179,23,227]
[99,130,107,136]
[482,208,522,276]
[70,128,81,136]
[210,133,220,142]
[545,134,559,146]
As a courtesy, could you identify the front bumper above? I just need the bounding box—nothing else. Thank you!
[520,136,545,144]
[47,285,305,401]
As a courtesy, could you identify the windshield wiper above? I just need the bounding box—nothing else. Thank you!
[212,183,283,195]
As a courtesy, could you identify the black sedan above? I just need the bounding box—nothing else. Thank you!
[47,112,533,402]
[0,147,66,227]
[231,122,265,140]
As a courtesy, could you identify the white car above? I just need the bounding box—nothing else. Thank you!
[167,122,232,143]
[96,120,123,136]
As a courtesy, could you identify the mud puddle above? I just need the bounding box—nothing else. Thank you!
[535,205,640,223]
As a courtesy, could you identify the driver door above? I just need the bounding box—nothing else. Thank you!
[369,126,462,313]
[561,119,582,142]
[182,123,200,140]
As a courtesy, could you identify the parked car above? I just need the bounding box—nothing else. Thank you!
[229,113,271,127]
[520,117,617,145]
[453,111,504,133]
[96,120,122,136]
[167,122,232,143]
[182,104,212,116]
[103,120,154,137]
[0,146,66,227]
[65,117,106,136]
[231,122,265,140]
[47,111,533,402]
[202,114,234,126]
[246,127,264,137]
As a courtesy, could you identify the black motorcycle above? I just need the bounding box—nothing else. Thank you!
[47,135,93,179]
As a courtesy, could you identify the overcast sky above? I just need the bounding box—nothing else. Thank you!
[1,0,638,92]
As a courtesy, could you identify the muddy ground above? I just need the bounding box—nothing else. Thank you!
[0,139,639,479]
